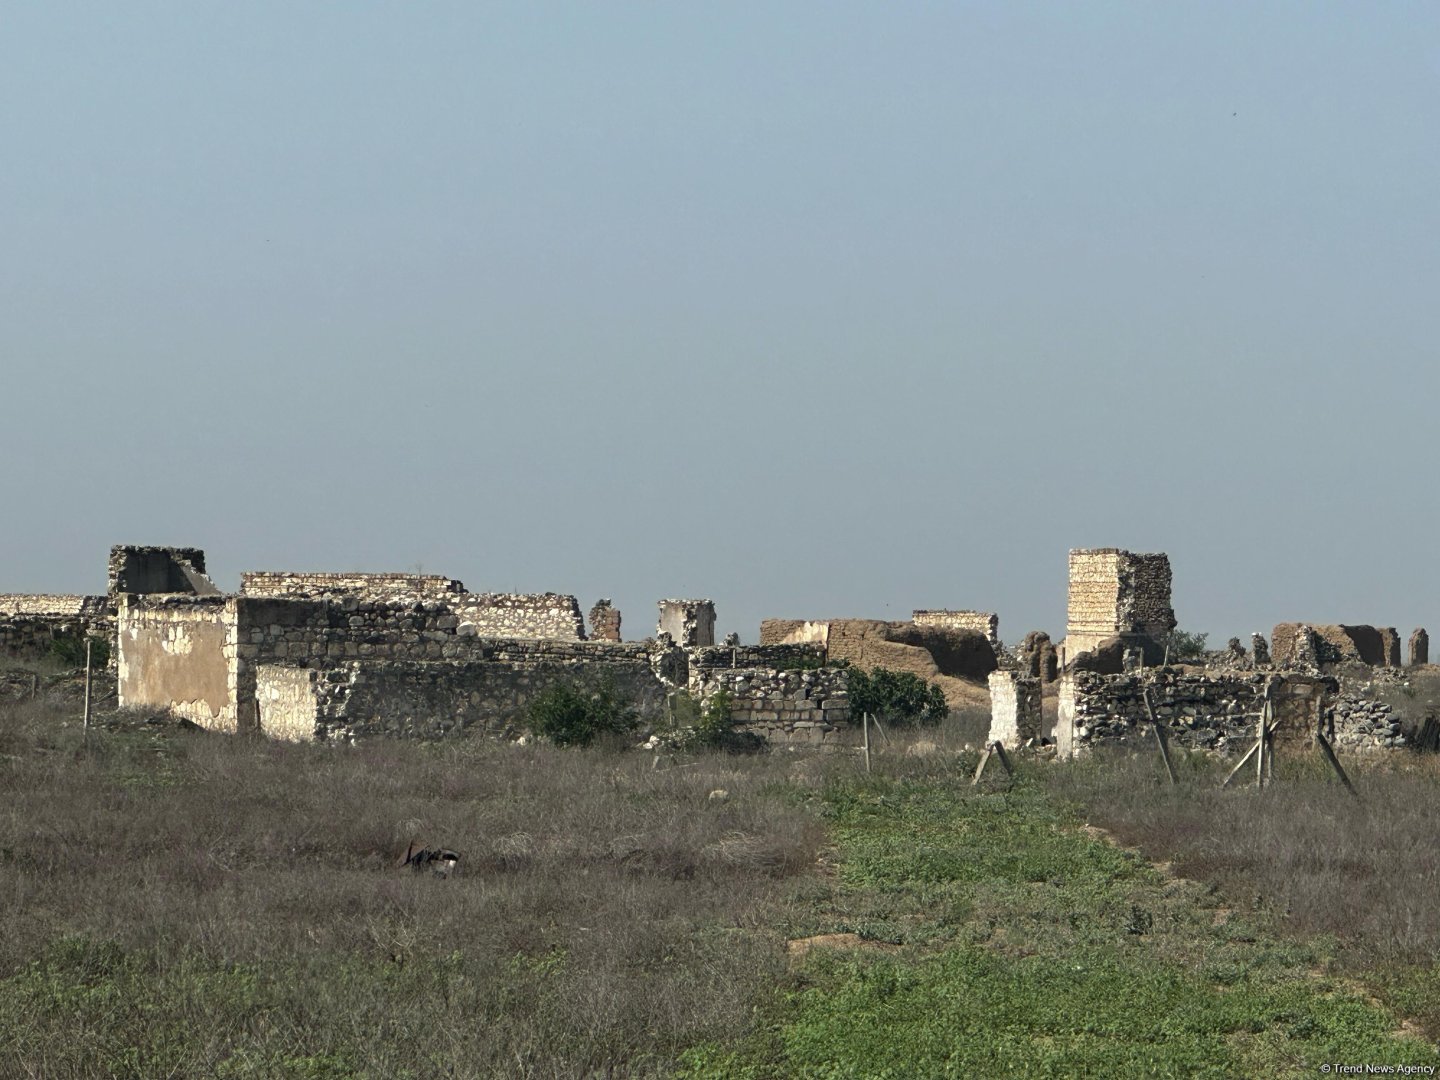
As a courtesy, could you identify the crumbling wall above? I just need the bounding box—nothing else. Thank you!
[912,610,999,647]
[1055,670,1334,759]
[588,599,622,642]
[1064,548,1175,660]
[657,600,716,647]
[116,595,238,730]
[1412,629,1429,667]
[240,572,465,603]
[109,546,218,596]
[987,671,1041,747]
[1271,624,1402,670]
[1015,631,1059,682]
[452,593,585,641]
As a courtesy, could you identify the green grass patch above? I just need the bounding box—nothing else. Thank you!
[682,771,1440,1078]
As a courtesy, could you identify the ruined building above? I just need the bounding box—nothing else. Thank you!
[1060,548,1176,668]
[0,545,850,745]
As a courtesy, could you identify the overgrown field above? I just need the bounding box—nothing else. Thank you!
[5,691,1440,1078]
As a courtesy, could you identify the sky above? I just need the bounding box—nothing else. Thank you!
[2,3,1438,646]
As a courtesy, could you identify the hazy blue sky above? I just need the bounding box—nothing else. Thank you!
[3,3,1437,645]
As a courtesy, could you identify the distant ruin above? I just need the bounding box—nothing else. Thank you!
[4,541,1431,760]
[760,616,997,707]
[1270,624,1401,670]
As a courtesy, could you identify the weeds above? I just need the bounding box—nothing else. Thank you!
[0,693,823,1077]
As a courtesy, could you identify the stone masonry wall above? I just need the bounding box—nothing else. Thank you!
[688,642,827,675]
[689,664,850,741]
[255,664,319,742]
[239,572,466,602]
[452,593,585,641]
[1056,670,1335,759]
[1066,549,1124,641]
[1065,549,1175,658]
[987,671,1042,747]
[913,610,999,647]
[1120,553,1176,640]
[0,595,109,618]
[296,656,669,742]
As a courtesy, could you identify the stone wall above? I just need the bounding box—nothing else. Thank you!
[239,571,466,602]
[0,595,108,618]
[690,664,850,729]
[289,655,669,742]
[1064,549,1175,660]
[1411,629,1429,667]
[688,642,827,676]
[987,671,1042,747]
[452,593,585,641]
[255,664,319,742]
[1056,670,1335,759]
[657,599,715,647]
[913,610,999,647]
[1271,623,1402,670]
[116,595,238,730]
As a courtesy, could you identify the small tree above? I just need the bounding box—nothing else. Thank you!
[847,667,948,727]
[528,675,638,747]
[1163,629,1209,662]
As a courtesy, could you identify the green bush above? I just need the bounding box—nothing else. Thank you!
[691,687,734,747]
[49,633,109,670]
[527,675,638,747]
[1163,629,1209,662]
[663,688,761,752]
[847,667,947,728]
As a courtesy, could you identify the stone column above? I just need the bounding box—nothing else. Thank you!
[588,599,622,642]
[987,670,1041,748]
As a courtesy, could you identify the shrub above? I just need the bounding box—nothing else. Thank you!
[1163,629,1209,662]
[660,688,762,752]
[49,633,109,670]
[527,675,638,747]
[847,667,947,728]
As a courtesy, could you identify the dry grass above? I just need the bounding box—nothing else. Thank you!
[0,695,828,1078]
[1048,746,1440,1031]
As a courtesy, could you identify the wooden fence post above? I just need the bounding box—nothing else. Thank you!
[1143,687,1178,786]
[82,637,93,734]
